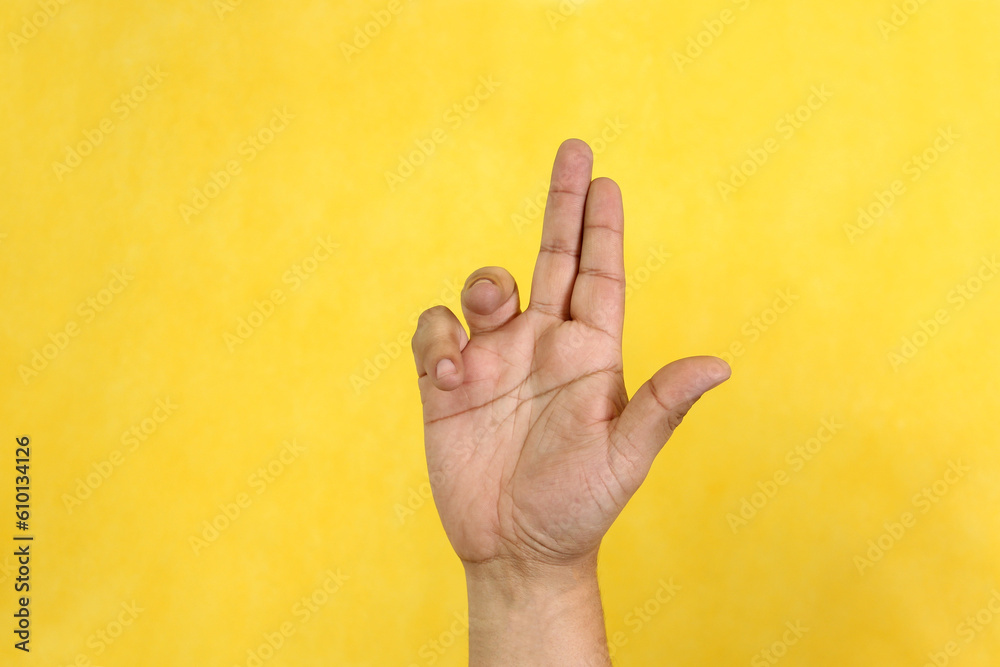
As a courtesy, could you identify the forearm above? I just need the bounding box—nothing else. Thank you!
[465,555,611,666]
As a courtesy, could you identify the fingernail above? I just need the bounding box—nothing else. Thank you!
[469,278,494,290]
[436,358,457,379]
[711,359,732,383]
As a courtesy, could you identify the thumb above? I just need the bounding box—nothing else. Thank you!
[611,356,731,482]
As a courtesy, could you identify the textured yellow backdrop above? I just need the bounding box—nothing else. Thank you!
[2,0,999,665]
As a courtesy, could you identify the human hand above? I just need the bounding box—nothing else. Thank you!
[411,138,731,665]
[413,138,730,571]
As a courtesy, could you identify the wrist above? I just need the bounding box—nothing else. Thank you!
[464,550,599,599]
[464,552,610,667]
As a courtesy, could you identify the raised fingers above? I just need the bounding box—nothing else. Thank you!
[569,177,625,341]
[461,266,520,336]
[528,138,593,319]
[411,305,469,391]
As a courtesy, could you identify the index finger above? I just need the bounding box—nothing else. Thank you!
[527,138,594,320]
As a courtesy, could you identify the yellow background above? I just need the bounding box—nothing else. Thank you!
[2,0,999,664]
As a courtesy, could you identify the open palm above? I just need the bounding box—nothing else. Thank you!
[412,139,730,571]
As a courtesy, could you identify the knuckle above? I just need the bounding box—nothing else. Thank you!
[417,305,449,328]
[666,410,686,433]
[427,304,451,317]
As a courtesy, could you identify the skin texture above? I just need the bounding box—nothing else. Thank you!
[411,138,731,665]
